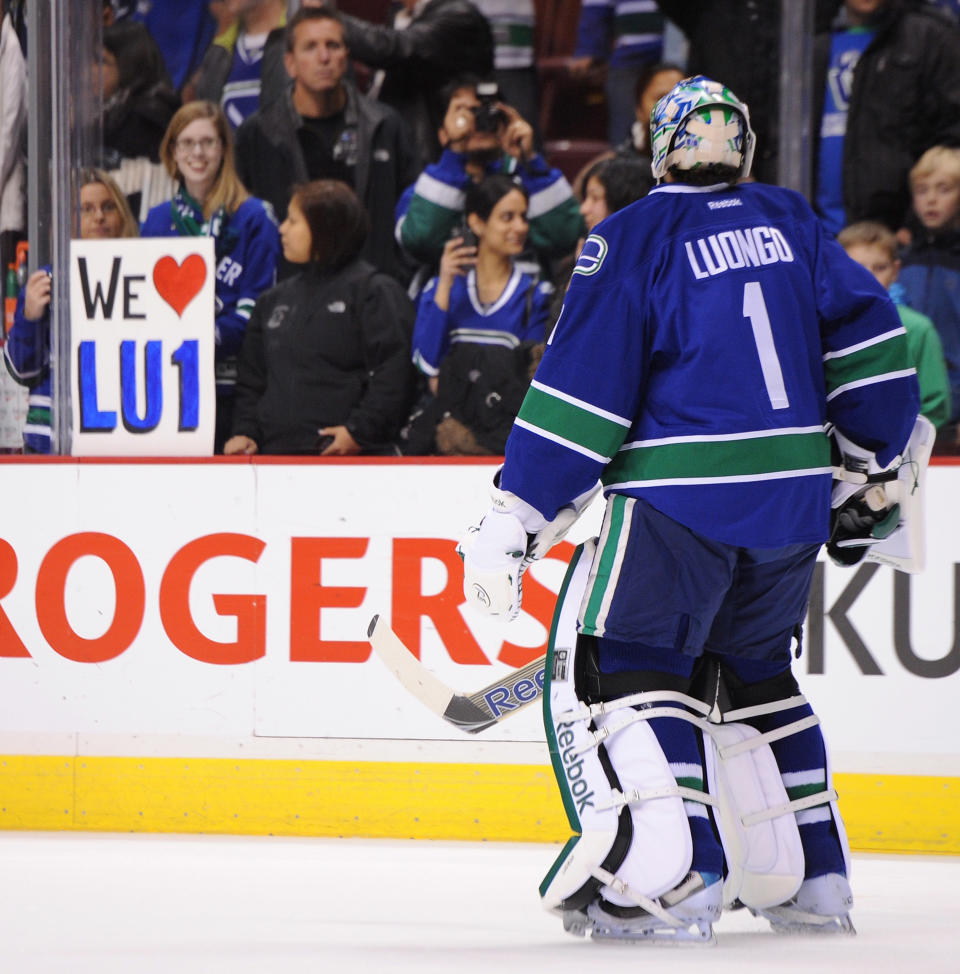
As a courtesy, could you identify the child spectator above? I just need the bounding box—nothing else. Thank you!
[897,147,960,442]
[142,101,280,453]
[838,219,950,431]
[3,169,138,453]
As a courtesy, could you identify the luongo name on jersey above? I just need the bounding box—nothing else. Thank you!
[501,181,920,548]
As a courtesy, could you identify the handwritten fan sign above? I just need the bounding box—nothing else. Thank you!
[70,238,216,455]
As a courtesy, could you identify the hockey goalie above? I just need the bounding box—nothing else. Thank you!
[458,76,926,944]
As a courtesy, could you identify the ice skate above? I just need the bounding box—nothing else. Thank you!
[751,873,855,934]
[581,872,722,945]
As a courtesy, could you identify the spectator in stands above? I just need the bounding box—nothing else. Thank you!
[134,1,218,95]
[142,101,280,453]
[4,169,138,454]
[551,154,651,326]
[474,0,540,147]
[838,219,950,430]
[403,174,553,456]
[897,147,960,443]
[813,0,960,235]
[579,156,652,235]
[235,6,419,283]
[191,0,287,129]
[395,74,583,289]
[224,180,415,457]
[568,0,666,147]
[337,0,494,164]
[99,20,180,167]
[660,1,842,186]
[0,1,26,277]
[571,61,683,199]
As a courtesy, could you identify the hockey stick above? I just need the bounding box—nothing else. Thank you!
[367,614,546,734]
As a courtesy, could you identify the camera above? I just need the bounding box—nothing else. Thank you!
[471,81,507,134]
[449,217,477,249]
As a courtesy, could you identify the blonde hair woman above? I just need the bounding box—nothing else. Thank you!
[142,100,280,452]
[3,169,138,453]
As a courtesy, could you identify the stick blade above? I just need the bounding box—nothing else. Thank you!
[367,613,455,718]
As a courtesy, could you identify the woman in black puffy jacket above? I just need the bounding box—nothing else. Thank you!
[224,180,416,456]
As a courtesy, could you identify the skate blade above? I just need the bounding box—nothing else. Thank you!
[590,921,716,946]
[756,909,856,936]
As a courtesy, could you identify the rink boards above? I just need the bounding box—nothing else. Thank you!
[0,457,957,854]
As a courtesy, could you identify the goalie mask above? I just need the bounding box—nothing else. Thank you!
[650,75,755,183]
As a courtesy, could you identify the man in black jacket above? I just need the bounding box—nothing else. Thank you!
[657,0,842,186]
[337,0,494,164]
[812,0,960,232]
[234,7,420,282]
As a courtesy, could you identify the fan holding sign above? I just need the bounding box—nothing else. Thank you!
[141,100,280,452]
[4,169,138,454]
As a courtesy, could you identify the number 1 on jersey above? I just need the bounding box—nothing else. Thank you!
[742,281,789,410]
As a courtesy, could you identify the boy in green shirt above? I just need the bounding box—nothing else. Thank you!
[838,220,950,429]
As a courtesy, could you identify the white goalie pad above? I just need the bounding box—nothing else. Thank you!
[706,722,804,911]
[594,714,693,907]
[540,541,700,915]
[540,542,623,911]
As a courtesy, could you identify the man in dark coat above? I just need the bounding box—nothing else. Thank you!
[337,0,494,163]
[234,7,420,282]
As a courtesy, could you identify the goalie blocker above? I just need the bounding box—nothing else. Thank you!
[827,415,934,572]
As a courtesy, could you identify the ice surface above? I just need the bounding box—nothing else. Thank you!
[1,832,958,973]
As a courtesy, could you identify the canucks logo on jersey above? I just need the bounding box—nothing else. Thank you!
[573,234,608,277]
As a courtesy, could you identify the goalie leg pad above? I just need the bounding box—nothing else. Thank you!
[540,542,628,913]
[541,545,721,942]
[707,720,804,911]
[711,661,852,927]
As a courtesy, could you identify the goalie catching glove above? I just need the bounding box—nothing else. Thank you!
[458,472,599,620]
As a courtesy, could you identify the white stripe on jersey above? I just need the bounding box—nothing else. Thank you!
[528,379,633,426]
[823,327,907,360]
[825,368,917,401]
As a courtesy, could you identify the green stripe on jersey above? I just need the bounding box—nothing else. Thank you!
[603,430,829,485]
[517,383,629,458]
[580,495,629,634]
[824,330,910,395]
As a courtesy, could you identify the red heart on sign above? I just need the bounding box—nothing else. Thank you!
[153,254,207,316]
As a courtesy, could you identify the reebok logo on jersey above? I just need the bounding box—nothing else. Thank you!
[572,234,608,277]
[707,198,742,209]
[684,225,794,280]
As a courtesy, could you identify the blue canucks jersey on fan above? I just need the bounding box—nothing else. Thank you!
[412,268,552,375]
[501,180,920,548]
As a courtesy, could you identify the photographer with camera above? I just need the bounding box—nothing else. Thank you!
[395,74,584,290]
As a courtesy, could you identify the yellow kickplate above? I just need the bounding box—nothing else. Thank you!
[0,756,955,853]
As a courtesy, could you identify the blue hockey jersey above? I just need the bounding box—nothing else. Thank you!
[412,267,553,375]
[501,181,920,548]
[141,195,280,392]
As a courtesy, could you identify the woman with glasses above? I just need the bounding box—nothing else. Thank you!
[142,100,280,452]
[4,169,138,453]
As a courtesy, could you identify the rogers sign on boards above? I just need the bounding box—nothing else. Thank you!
[0,461,957,682]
